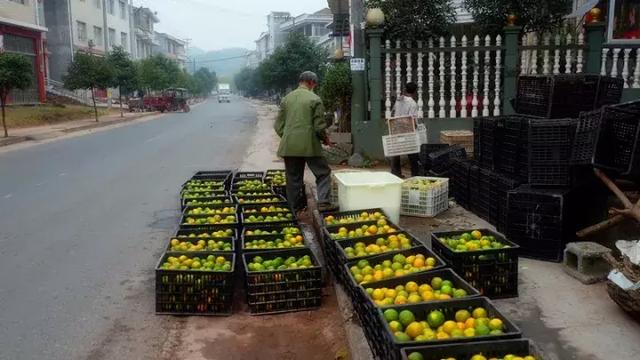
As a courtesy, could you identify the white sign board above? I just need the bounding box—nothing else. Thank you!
[350,58,365,71]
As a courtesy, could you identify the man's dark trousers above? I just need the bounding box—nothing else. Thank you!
[284,157,332,212]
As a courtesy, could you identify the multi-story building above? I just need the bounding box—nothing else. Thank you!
[44,0,133,82]
[153,32,186,69]
[132,6,158,59]
[0,0,48,103]
[278,8,332,44]
[252,9,334,65]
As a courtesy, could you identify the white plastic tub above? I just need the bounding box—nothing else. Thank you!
[334,171,404,223]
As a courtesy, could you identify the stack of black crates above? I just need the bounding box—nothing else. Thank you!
[156,169,324,316]
[449,74,626,262]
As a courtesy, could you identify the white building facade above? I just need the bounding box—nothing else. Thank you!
[153,32,187,69]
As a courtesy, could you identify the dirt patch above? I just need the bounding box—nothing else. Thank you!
[173,284,349,360]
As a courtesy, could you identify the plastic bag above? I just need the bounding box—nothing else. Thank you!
[616,240,640,265]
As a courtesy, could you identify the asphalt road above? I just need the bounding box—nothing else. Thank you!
[0,97,257,360]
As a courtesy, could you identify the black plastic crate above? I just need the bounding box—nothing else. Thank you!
[321,229,346,285]
[232,171,265,183]
[595,75,624,109]
[516,74,599,118]
[181,195,233,211]
[189,171,233,189]
[506,186,609,262]
[428,145,467,175]
[181,189,227,200]
[321,208,388,228]
[167,236,235,253]
[572,109,603,165]
[528,118,578,186]
[323,220,401,241]
[495,174,521,234]
[359,268,481,307]
[357,269,482,359]
[180,204,239,230]
[450,158,472,207]
[374,297,522,360]
[240,211,298,227]
[233,194,287,205]
[400,339,541,360]
[191,170,232,179]
[182,178,227,191]
[155,252,235,315]
[593,105,640,177]
[243,248,323,315]
[420,144,450,174]
[174,226,238,241]
[468,164,483,219]
[431,229,519,298]
[242,233,306,252]
[335,231,423,264]
[343,247,447,308]
[478,168,499,225]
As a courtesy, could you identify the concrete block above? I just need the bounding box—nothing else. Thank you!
[563,242,612,284]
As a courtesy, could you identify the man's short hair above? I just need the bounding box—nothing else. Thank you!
[299,71,319,84]
[405,82,418,95]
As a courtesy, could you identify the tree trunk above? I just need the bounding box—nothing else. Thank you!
[1,96,7,138]
[91,86,99,122]
[119,87,124,118]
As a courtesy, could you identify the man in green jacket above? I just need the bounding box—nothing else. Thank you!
[275,71,333,213]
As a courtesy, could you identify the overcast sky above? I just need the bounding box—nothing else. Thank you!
[133,0,330,51]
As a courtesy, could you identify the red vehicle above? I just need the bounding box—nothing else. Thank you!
[129,88,190,113]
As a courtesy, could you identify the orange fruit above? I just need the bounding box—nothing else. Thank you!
[405,281,419,293]
[405,322,425,339]
[472,307,488,319]
[465,318,476,329]
[413,258,425,267]
[442,321,457,335]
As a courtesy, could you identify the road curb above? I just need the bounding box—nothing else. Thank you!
[0,112,158,148]
[0,136,29,147]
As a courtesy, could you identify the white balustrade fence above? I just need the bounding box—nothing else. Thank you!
[384,35,503,120]
[601,46,640,89]
[519,32,585,75]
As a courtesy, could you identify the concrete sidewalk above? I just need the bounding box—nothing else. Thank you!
[0,111,158,148]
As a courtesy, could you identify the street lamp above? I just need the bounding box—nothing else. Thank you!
[365,8,385,27]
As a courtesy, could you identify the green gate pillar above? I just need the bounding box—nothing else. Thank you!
[585,22,606,74]
[503,26,522,115]
[351,28,385,160]
[368,28,384,125]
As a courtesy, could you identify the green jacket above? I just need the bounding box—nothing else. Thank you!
[274,86,327,157]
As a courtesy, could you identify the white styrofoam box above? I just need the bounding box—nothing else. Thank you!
[330,169,367,207]
[401,177,449,218]
[382,132,421,157]
[334,171,404,223]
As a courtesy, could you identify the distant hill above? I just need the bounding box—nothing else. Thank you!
[187,47,251,79]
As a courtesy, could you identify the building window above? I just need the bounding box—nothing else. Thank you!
[94,26,103,46]
[95,0,101,9]
[119,1,126,19]
[108,0,114,15]
[121,32,128,51]
[77,21,88,42]
[108,28,116,48]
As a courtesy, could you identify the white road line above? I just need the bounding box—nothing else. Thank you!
[3,194,12,199]
[35,182,45,187]
[59,173,67,177]
[144,136,159,143]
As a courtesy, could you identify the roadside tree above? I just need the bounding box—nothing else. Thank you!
[64,52,114,122]
[366,0,456,39]
[0,52,32,137]
[106,46,138,117]
[320,62,352,132]
[464,0,572,34]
